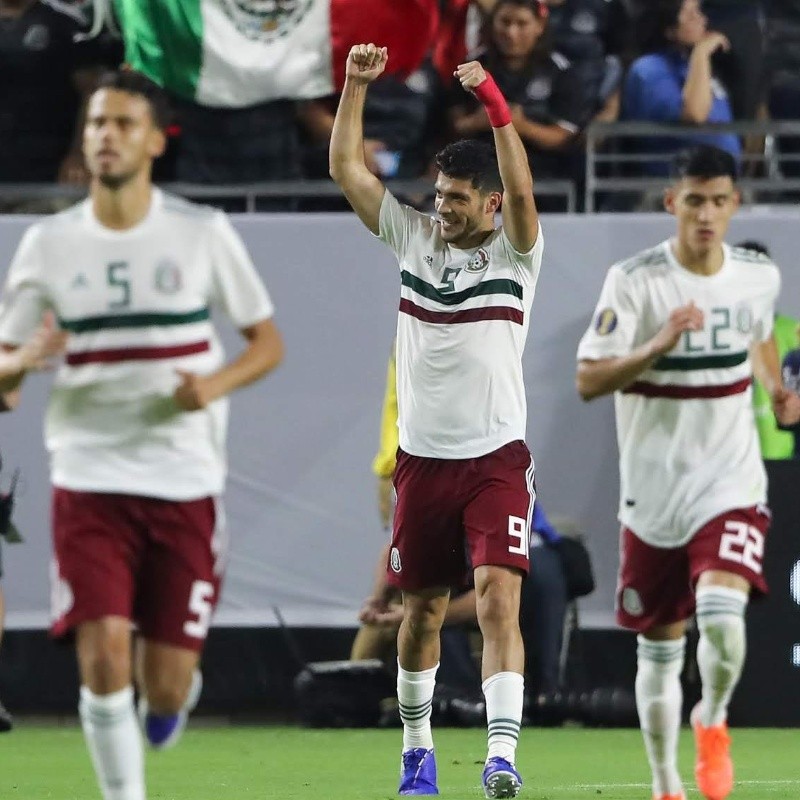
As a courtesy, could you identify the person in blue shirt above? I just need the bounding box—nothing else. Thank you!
[622,0,741,176]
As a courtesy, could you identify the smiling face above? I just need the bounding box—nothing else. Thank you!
[433,173,501,247]
[83,88,166,189]
[664,175,740,257]
[491,2,546,62]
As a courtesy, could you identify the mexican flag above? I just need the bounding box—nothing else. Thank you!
[113,0,439,108]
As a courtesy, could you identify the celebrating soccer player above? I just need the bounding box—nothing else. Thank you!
[0,70,284,800]
[330,43,542,798]
[576,144,800,800]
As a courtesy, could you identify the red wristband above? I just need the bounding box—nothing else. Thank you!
[473,72,511,128]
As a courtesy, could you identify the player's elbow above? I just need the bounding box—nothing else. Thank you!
[260,331,285,376]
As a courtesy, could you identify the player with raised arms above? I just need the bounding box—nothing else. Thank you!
[330,43,543,798]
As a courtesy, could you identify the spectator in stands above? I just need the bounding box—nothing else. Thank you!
[448,0,592,188]
[764,1,800,178]
[298,61,442,184]
[543,0,633,123]
[0,0,120,193]
[622,0,741,176]
[700,0,765,122]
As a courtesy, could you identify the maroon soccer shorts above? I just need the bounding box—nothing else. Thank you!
[51,488,226,651]
[387,440,535,591]
[616,505,770,632]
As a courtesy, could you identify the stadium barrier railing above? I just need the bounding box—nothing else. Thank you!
[584,119,800,212]
[0,177,577,214]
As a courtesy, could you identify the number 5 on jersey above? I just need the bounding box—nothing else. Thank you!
[107,261,131,309]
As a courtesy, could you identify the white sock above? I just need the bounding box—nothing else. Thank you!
[636,636,685,798]
[696,586,748,727]
[397,662,437,751]
[79,685,145,800]
[483,671,524,764]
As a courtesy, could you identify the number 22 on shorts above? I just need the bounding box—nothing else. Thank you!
[718,520,764,574]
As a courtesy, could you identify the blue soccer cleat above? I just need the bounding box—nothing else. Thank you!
[482,756,523,798]
[139,669,202,750]
[398,747,439,795]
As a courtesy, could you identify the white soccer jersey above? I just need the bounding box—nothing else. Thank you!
[0,189,274,500]
[379,191,543,459]
[577,240,779,547]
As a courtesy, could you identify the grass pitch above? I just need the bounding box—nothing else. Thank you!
[1,724,797,799]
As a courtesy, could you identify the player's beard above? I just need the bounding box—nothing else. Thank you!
[97,168,138,190]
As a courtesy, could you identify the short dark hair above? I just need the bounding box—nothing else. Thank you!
[435,140,502,194]
[670,145,738,182]
[493,0,548,19]
[735,240,770,257]
[94,69,171,131]
[636,0,683,54]
[488,0,552,65]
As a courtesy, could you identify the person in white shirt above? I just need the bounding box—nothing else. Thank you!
[576,144,800,800]
[330,43,542,799]
[0,70,283,800]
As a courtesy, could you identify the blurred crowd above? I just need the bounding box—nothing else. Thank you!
[2,0,800,211]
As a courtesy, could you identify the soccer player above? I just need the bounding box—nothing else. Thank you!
[330,43,543,798]
[576,144,800,800]
[0,314,66,733]
[0,70,283,800]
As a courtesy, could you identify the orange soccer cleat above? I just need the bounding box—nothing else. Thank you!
[692,705,734,800]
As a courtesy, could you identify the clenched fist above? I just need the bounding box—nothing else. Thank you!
[346,43,388,85]
[454,61,488,94]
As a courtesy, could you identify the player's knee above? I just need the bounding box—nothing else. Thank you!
[403,605,444,642]
[145,674,191,715]
[80,649,131,694]
[476,588,519,636]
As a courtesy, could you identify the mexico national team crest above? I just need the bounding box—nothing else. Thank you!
[154,259,183,294]
[220,0,314,42]
[465,248,489,273]
[621,587,644,617]
[390,547,402,573]
[595,307,618,335]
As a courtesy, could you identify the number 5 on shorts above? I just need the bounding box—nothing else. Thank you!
[718,520,764,574]
[183,580,215,639]
[508,516,529,557]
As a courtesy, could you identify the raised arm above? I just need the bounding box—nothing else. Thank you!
[329,44,389,235]
[577,303,704,400]
[682,32,730,124]
[454,62,538,252]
